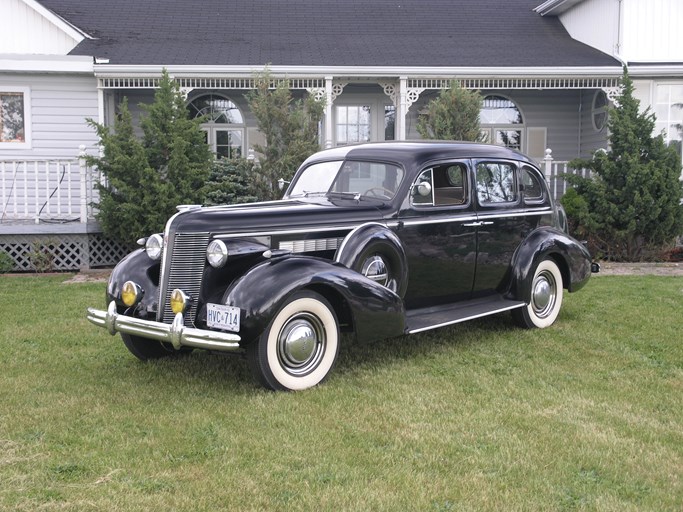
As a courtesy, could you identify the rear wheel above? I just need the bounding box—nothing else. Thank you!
[248,291,339,391]
[121,333,183,360]
[513,259,563,329]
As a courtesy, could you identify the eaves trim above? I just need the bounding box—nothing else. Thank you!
[25,0,92,41]
[0,54,94,73]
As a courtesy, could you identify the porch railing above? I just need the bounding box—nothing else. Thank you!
[542,149,592,200]
[0,147,101,224]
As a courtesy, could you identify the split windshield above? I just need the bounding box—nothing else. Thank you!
[287,160,404,201]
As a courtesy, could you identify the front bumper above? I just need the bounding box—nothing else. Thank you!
[87,301,242,352]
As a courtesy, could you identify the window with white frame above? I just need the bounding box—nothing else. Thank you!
[187,93,244,159]
[336,105,371,145]
[480,95,523,151]
[655,84,683,168]
[592,90,609,132]
[0,87,31,148]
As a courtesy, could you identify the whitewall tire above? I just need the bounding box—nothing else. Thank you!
[513,259,564,329]
[249,291,339,391]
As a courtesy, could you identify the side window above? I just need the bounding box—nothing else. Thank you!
[0,87,31,148]
[411,163,468,207]
[521,165,545,203]
[476,162,518,205]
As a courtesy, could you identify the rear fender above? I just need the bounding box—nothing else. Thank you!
[508,227,592,301]
[214,256,406,345]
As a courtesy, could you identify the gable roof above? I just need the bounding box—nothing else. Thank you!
[36,0,618,69]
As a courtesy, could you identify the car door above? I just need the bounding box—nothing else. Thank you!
[396,161,478,309]
[472,159,547,297]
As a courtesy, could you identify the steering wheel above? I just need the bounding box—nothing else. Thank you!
[364,187,394,199]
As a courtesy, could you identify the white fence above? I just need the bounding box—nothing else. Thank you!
[0,153,101,224]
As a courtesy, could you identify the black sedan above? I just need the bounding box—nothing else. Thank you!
[87,142,596,391]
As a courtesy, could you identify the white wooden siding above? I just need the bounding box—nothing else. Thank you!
[559,0,619,58]
[0,73,100,160]
[558,0,682,62]
[621,0,683,62]
[0,0,79,55]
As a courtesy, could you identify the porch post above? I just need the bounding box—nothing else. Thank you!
[324,76,334,148]
[398,76,408,141]
[543,148,553,183]
[79,144,88,224]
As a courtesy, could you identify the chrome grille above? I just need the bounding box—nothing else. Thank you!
[158,232,210,326]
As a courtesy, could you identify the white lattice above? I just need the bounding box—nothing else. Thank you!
[0,233,130,272]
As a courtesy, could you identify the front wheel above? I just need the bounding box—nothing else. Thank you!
[513,259,563,329]
[121,333,183,360]
[248,291,340,391]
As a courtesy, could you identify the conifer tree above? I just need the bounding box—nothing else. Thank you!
[88,70,212,243]
[246,72,324,200]
[563,69,683,260]
[417,81,483,141]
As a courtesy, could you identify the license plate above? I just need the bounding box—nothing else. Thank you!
[206,303,240,332]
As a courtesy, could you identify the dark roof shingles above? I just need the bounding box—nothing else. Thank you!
[38,0,619,67]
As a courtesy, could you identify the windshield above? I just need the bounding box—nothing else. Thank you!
[287,160,404,201]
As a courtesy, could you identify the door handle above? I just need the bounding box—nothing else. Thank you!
[481,221,494,226]
[463,222,482,227]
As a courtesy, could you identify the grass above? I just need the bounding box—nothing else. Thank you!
[0,274,682,511]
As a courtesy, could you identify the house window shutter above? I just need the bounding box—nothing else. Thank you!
[526,127,547,163]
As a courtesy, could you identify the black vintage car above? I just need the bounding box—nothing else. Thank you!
[87,141,596,391]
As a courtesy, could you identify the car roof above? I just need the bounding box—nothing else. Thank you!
[303,141,537,169]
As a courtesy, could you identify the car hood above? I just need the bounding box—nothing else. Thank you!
[169,197,388,235]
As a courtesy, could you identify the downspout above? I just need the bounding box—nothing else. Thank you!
[613,0,627,67]
[577,91,582,157]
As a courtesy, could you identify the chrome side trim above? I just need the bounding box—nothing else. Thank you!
[407,303,526,334]
[401,215,477,227]
[87,302,241,352]
[214,224,358,239]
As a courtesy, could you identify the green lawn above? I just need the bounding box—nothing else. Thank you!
[1,275,682,511]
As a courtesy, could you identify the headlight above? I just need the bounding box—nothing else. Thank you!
[145,234,163,260]
[207,239,229,268]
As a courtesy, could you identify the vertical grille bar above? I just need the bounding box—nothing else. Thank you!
[158,232,210,326]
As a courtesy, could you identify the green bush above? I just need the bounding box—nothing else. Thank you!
[203,158,259,206]
[0,250,14,273]
[563,69,683,261]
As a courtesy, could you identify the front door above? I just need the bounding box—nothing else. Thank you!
[397,161,478,309]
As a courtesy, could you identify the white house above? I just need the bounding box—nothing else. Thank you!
[0,0,681,270]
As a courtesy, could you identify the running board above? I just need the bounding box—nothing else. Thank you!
[405,296,526,334]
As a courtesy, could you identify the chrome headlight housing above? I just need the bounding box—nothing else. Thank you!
[207,239,229,268]
[145,233,164,261]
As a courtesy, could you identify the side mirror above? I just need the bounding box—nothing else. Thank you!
[416,181,432,197]
[277,178,291,191]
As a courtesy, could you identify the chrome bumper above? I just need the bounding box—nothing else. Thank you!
[86,301,241,352]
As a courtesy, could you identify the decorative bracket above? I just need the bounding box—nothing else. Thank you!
[601,86,621,107]
[379,81,398,105]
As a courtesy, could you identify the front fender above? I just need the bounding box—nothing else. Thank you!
[106,248,160,317]
[508,227,592,301]
[216,255,406,345]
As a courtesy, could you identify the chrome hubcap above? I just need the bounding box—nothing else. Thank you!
[361,255,389,287]
[278,314,325,375]
[531,270,556,318]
